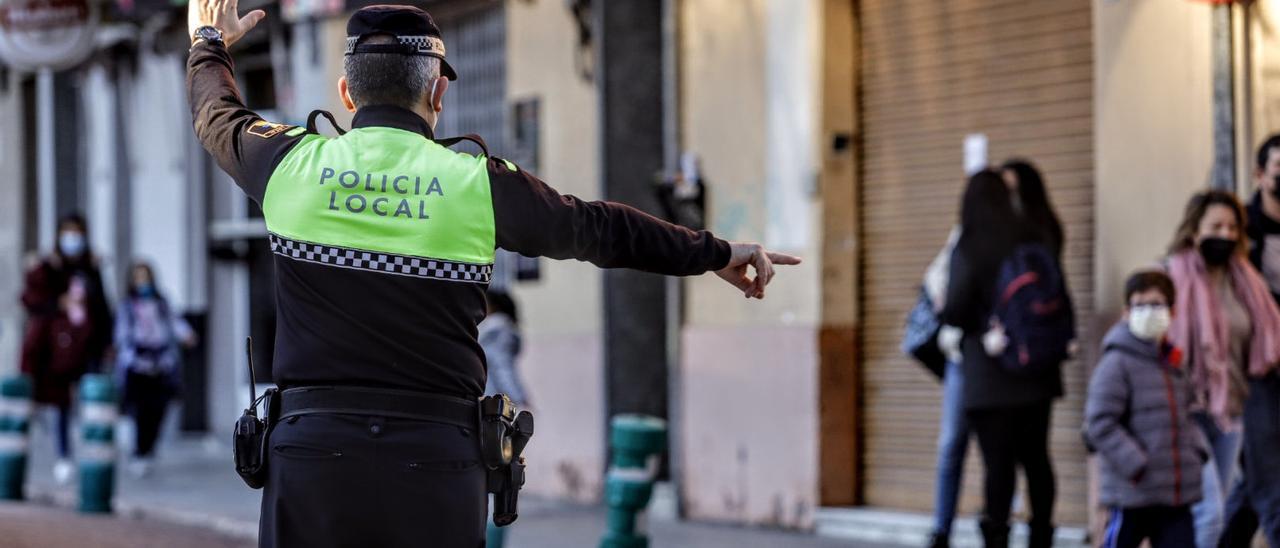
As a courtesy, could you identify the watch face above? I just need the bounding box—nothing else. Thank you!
[197,27,222,41]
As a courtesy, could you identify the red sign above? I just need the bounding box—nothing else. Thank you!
[0,0,97,70]
[0,0,88,32]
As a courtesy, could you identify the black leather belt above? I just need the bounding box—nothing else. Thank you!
[278,386,477,429]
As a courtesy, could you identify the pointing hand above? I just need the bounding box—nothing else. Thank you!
[714,242,802,300]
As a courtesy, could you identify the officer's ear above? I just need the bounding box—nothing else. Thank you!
[338,77,357,113]
[430,76,449,114]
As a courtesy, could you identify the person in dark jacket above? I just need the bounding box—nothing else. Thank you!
[19,213,114,484]
[939,169,1065,548]
[1224,133,1280,547]
[185,2,800,545]
[1086,270,1206,548]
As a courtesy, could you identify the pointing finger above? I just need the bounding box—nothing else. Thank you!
[767,252,802,266]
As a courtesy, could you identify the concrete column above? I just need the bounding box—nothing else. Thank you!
[36,69,55,253]
[596,2,670,424]
[1212,4,1237,191]
[0,71,27,375]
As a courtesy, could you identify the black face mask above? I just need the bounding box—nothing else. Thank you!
[1271,175,1280,201]
[1199,237,1237,267]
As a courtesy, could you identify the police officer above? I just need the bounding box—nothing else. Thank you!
[187,0,800,546]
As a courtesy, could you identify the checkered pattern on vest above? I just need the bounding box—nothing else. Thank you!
[269,233,492,284]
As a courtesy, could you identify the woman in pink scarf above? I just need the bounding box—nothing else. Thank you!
[1165,190,1280,548]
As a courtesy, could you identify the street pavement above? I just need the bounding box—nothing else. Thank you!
[0,502,253,548]
[17,414,894,547]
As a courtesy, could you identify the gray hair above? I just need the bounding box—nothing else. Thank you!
[343,34,441,110]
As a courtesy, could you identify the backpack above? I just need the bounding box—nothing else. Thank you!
[990,243,1074,374]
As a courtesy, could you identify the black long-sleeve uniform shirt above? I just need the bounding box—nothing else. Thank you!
[187,42,731,397]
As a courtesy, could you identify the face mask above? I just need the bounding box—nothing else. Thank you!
[58,232,86,258]
[1271,175,1280,201]
[1129,305,1172,341]
[1199,237,1236,267]
[136,284,155,298]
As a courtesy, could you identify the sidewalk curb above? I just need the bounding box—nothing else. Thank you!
[816,507,1090,548]
[23,484,258,541]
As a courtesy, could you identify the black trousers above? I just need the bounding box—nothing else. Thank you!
[968,402,1057,529]
[1220,374,1280,548]
[123,370,170,458]
[259,413,488,548]
[1102,505,1196,548]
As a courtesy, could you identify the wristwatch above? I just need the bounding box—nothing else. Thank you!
[192,25,224,47]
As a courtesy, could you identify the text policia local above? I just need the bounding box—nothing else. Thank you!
[320,167,445,220]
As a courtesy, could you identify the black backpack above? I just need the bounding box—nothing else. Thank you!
[990,244,1074,374]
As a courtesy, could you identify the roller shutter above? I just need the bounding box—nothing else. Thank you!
[858,0,1094,525]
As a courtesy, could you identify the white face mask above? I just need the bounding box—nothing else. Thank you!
[1128,305,1171,341]
[59,232,86,258]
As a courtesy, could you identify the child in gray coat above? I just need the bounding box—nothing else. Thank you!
[1086,270,1208,548]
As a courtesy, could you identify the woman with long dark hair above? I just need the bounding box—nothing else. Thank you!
[1163,190,1280,548]
[940,170,1066,547]
[1003,159,1065,260]
[19,213,114,484]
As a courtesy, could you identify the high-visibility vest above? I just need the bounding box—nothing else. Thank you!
[262,126,497,283]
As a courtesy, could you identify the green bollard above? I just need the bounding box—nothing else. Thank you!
[77,374,116,513]
[485,518,507,548]
[600,415,667,548]
[0,375,33,500]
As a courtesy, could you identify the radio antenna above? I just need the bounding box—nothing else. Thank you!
[245,336,258,414]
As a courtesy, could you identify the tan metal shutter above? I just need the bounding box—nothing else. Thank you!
[858,0,1094,526]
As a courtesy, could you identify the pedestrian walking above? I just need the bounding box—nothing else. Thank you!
[1086,270,1206,548]
[185,1,800,546]
[1164,189,1280,548]
[479,290,529,548]
[1219,134,1280,548]
[114,262,196,478]
[921,159,1067,548]
[939,169,1071,548]
[919,224,968,548]
[481,290,528,407]
[19,213,114,485]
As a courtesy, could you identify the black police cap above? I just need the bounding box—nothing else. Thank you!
[345,5,457,81]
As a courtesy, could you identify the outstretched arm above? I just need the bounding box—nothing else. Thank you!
[489,160,799,299]
[186,0,302,203]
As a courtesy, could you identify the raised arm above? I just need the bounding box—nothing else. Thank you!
[185,0,301,203]
[488,159,799,298]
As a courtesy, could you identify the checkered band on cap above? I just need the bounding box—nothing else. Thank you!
[269,233,491,284]
[345,35,447,57]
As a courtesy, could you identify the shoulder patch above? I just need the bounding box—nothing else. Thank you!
[246,120,295,139]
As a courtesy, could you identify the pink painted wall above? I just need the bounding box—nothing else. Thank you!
[677,325,819,529]
[520,332,606,503]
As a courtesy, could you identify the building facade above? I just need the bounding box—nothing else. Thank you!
[2,0,1277,538]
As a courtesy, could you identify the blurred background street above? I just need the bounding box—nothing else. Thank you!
[2,0,1280,545]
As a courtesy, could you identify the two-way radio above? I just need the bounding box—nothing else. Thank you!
[233,336,275,489]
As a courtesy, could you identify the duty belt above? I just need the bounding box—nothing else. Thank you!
[278,386,477,429]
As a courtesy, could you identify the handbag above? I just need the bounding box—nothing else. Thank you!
[901,285,946,380]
